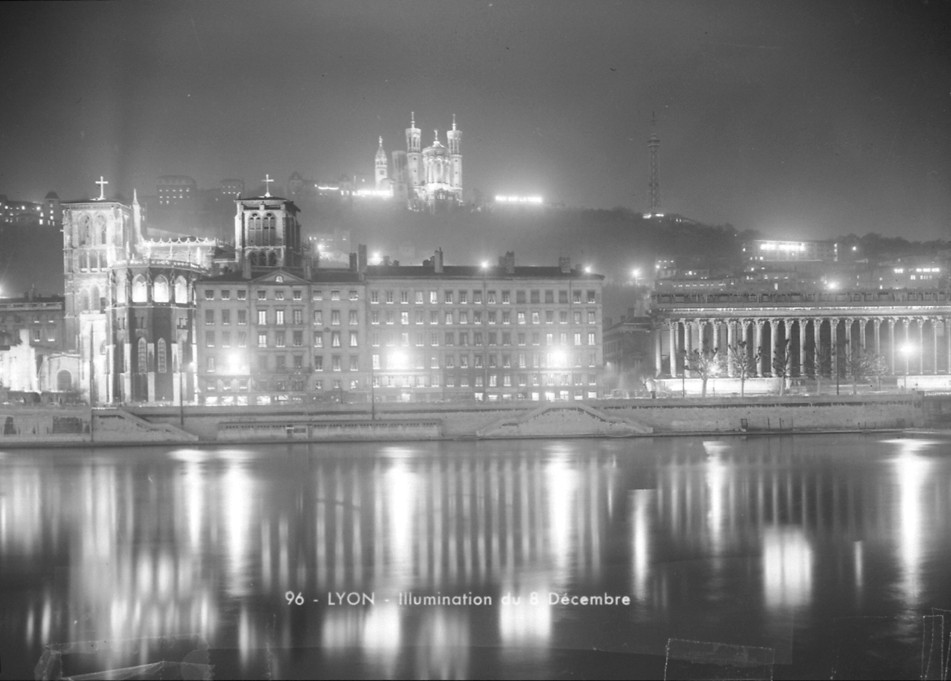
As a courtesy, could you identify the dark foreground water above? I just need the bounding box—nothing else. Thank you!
[1,434,950,679]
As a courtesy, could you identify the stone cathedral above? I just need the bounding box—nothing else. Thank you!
[62,184,218,404]
[376,112,463,210]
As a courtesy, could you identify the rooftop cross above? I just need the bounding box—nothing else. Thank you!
[94,176,108,201]
[262,173,274,198]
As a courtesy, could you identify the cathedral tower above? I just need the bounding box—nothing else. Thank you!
[374,136,388,189]
[446,114,462,195]
[233,183,302,270]
[405,112,422,189]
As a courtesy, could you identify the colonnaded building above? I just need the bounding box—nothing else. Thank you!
[195,193,604,406]
[650,290,951,383]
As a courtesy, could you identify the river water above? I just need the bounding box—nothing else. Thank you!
[1,434,950,679]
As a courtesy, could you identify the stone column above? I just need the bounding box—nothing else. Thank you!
[830,318,839,380]
[900,319,909,375]
[753,319,768,378]
[684,319,694,376]
[947,317,951,375]
[770,319,780,376]
[844,317,853,367]
[727,320,736,378]
[888,318,896,375]
[932,319,939,375]
[655,327,663,377]
[798,318,807,378]
[917,318,925,374]
[669,321,678,378]
[872,318,881,357]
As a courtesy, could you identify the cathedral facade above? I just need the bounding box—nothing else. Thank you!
[62,188,218,404]
[376,113,463,210]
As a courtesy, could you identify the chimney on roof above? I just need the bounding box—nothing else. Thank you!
[559,256,571,274]
[500,251,515,275]
[349,252,358,272]
[358,244,367,272]
[434,248,444,274]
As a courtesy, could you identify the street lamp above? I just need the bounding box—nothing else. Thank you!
[899,342,915,378]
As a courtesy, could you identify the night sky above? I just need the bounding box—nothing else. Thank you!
[1,1,949,240]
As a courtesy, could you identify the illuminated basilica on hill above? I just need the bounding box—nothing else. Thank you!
[375,112,463,210]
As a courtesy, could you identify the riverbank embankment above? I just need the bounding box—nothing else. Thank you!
[1,393,943,447]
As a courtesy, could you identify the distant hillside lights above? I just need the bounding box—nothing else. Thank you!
[494,195,544,205]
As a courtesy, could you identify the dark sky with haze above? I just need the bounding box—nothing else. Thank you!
[1,1,949,240]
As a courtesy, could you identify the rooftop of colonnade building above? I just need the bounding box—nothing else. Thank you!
[651,288,951,310]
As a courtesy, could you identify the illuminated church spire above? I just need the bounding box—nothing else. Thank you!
[375,136,389,189]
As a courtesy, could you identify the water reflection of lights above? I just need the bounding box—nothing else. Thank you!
[893,445,933,602]
[415,610,470,679]
[223,462,254,596]
[762,528,813,610]
[546,459,577,581]
[386,461,417,572]
[630,489,653,602]
[167,448,211,463]
[499,594,552,645]
[702,442,730,551]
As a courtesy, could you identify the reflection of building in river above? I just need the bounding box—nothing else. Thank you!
[3,439,947,674]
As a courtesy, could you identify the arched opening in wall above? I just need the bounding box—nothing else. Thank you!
[79,290,90,312]
[153,275,170,303]
[79,216,90,245]
[56,370,72,391]
[268,252,277,267]
[96,215,107,245]
[174,276,188,304]
[132,275,148,303]
[157,338,168,373]
[137,337,148,372]
[89,285,101,312]
[251,215,262,245]
[264,213,275,244]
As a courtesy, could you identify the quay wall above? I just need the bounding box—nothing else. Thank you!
[131,394,926,442]
[0,395,931,447]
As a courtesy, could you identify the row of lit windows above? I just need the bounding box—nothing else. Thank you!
[205,330,361,349]
[206,329,597,350]
[204,349,599,374]
[202,288,360,302]
[368,330,598,348]
[368,309,598,326]
[368,288,598,305]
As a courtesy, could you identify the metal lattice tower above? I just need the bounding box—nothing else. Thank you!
[647,112,661,214]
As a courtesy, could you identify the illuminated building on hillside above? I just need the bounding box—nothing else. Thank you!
[376,113,463,211]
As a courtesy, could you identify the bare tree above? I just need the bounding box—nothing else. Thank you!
[727,340,760,398]
[684,345,722,398]
[772,339,792,396]
[845,345,890,394]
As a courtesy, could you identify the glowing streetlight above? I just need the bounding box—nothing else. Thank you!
[583,265,592,274]
[369,251,383,266]
[899,342,916,376]
[480,260,490,270]
[826,281,839,291]
[388,349,409,371]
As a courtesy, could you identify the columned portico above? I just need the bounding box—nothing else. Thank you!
[650,290,951,383]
